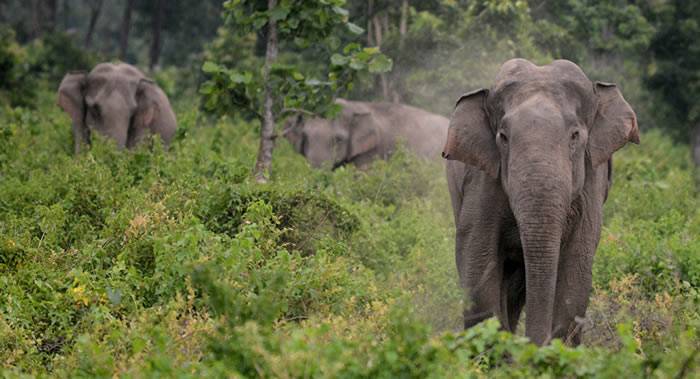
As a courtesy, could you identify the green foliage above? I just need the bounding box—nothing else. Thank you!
[26,32,97,83]
[0,27,36,108]
[1,90,698,377]
[2,1,700,376]
[646,1,700,130]
[201,0,392,120]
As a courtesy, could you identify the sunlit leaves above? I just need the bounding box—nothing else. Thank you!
[202,0,392,121]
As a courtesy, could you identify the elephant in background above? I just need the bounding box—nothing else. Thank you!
[57,63,177,153]
[284,99,449,169]
[443,59,639,346]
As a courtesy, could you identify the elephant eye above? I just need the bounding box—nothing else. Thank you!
[571,130,580,141]
[497,131,508,144]
[89,104,101,119]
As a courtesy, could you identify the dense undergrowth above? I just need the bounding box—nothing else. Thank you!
[1,93,699,377]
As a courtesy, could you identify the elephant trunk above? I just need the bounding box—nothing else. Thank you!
[509,158,570,345]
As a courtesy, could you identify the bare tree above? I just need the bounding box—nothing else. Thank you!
[367,0,374,45]
[46,0,57,32]
[31,0,41,39]
[84,0,104,49]
[120,0,135,61]
[149,0,165,70]
[254,0,279,183]
[63,0,69,30]
[399,0,408,49]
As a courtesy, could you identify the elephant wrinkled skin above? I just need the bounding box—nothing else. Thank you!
[285,99,449,168]
[443,59,639,346]
[57,63,177,153]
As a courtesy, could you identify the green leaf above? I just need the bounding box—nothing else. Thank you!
[332,6,349,17]
[346,22,364,35]
[343,43,361,54]
[230,71,251,84]
[253,16,267,30]
[368,55,393,73]
[202,61,220,74]
[199,82,214,95]
[330,54,349,66]
[292,71,305,81]
[269,6,290,22]
[349,61,366,70]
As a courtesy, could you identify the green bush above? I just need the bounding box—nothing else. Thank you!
[0,27,36,108]
[26,32,97,84]
[0,92,698,377]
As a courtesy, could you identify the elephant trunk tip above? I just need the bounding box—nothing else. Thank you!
[442,151,450,159]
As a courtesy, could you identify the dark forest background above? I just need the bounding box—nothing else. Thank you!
[2,0,700,165]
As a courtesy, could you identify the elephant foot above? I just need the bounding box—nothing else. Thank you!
[553,316,591,346]
[463,309,496,329]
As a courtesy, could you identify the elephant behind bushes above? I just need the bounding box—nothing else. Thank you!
[284,99,449,169]
[57,63,177,153]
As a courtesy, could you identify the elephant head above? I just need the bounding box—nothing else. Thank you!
[284,100,380,169]
[442,59,639,344]
[57,63,176,153]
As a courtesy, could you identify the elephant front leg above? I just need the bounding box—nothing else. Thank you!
[551,239,594,346]
[456,229,505,329]
[552,216,600,345]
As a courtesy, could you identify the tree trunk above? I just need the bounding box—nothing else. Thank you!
[31,0,41,39]
[372,14,390,100]
[399,0,408,49]
[388,0,409,103]
[46,0,57,32]
[367,0,374,46]
[63,0,69,30]
[149,0,165,70]
[119,0,134,61]
[372,15,382,49]
[254,0,279,183]
[84,0,104,49]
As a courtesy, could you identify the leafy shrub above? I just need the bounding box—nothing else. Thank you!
[0,27,36,108]
[200,187,360,256]
[26,32,97,84]
[0,91,698,377]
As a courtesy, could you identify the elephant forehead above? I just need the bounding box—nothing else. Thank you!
[493,59,593,99]
[85,73,139,108]
[488,77,595,125]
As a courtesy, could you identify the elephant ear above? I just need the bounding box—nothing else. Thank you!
[588,82,640,167]
[134,79,162,133]
[348,112,379,160]
[442,88,499,178]
[283,114,304,153]
[57,71,89,153]
[57,71,87,124]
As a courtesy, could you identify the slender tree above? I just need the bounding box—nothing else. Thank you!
[119,0,134,61]
[31,0,41,39]
[84,0,104,49]
[149,0,165,70]
[63,0,69,29]
[253,0,279,183]
[46,0,57,32]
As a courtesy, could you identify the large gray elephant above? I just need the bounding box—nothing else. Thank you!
[57,63,177,153]
[284,99,449,168]
[443,59,639,346]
